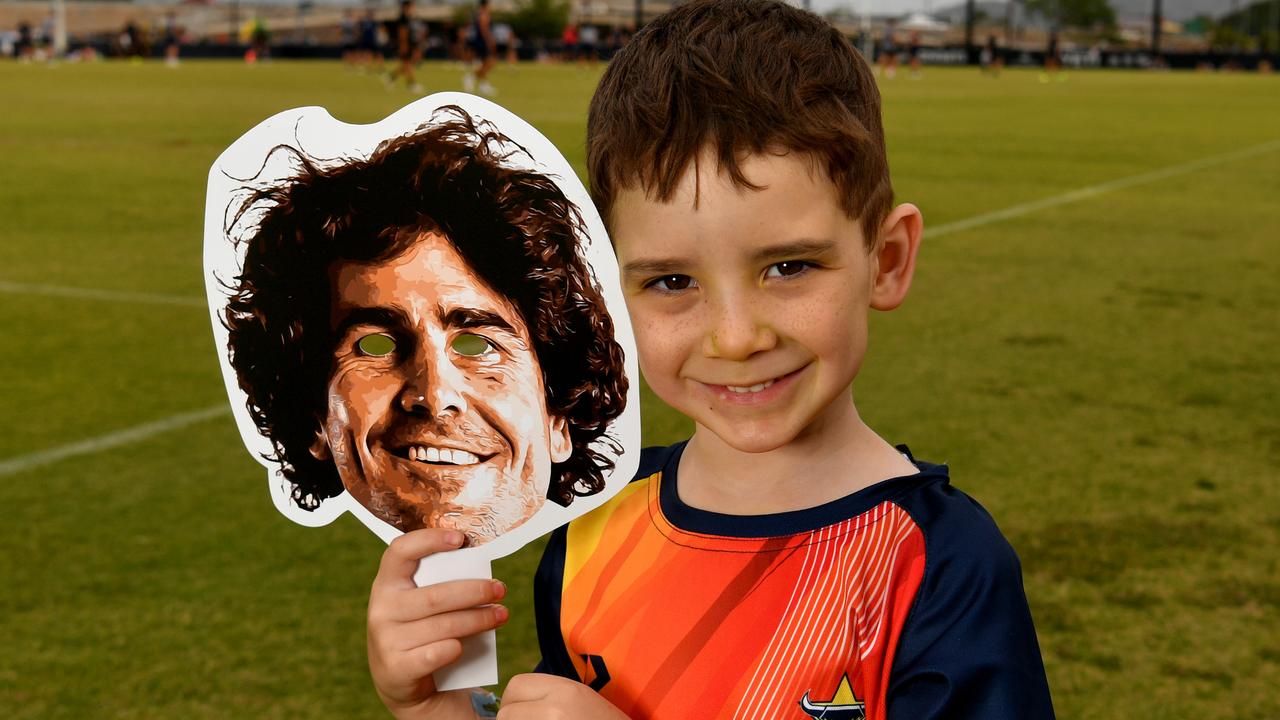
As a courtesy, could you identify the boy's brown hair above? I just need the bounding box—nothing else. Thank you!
[587,0,892,245]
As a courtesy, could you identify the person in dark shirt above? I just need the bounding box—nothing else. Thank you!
[462,0,496,96]
[16,20,35,60]
[386,0,422,93]
[981,33,1004,76]
[1042,29,1064,82]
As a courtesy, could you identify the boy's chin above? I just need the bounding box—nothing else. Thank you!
[695,420,800,455]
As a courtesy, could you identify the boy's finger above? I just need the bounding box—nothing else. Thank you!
[374,528,466,589]
[388,637,464,683]
[387,578,507,622]
[499,673,557,704]
[394,604,510,650]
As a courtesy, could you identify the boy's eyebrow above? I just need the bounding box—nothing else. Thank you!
[621,257,691,279]
[750,239,838,263]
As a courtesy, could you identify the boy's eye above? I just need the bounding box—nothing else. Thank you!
[451,333,495,357]
[765,261,811,279]
[356,333,397,357]
[648,274,697,292]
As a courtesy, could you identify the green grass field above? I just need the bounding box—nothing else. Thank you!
[1,59,1277,719]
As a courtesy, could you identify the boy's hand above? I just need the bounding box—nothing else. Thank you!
[498,674,629,719]
[368,528,510,720]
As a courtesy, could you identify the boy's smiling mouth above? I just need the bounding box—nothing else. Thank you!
[726,379,775,394]
[699,366,808,401]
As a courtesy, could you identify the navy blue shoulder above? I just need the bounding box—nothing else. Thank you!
[886,465,1055,719]
[890,462,1025,590]
[632,442,686,482]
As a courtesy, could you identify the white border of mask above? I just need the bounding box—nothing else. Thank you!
[203,92,640,566]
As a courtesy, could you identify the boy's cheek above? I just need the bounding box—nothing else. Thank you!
[631,318,693,379]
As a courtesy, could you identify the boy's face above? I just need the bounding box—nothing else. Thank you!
[613,152,880,454]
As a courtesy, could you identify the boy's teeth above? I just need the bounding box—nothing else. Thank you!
[408,445,482,465]
[726,379,776,394]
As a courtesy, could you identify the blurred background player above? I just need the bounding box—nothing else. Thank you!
[340,10,357,68]
[877,20,898,78]
[15,19,34,61]
[356,9,383,73]
[561,22,578,62]
[1042,28,1064,82]
[386,0,423,93]
[244,15,270,63]
[578,22,599,65]
[163,11,180,68]
[980,33,1004,77]
[120,18,144,60]
[462,0,496,96]
[492,19,515,65]
[907,29,922,78]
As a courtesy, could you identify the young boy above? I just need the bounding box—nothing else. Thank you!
[365,1,1055,718]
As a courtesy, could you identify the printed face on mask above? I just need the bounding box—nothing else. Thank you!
[311,231,572,545]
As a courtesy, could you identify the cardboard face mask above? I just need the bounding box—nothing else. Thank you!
[203,94,640,688]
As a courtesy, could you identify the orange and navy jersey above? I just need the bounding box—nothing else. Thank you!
[534,443,1054,719]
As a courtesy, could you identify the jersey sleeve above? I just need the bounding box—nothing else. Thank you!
[532,523,580,679]
[887,483,1055,719]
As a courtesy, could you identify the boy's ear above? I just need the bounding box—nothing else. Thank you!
[870,203,923,311]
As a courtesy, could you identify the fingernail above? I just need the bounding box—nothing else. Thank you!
[491,580,507,600]
[494,605,509,624]
[445,531,464,547]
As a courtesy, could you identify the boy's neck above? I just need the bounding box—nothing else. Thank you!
[677,394,917,517]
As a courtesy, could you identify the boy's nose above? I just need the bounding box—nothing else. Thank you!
[398,345,469,417]
[702,298,778,361]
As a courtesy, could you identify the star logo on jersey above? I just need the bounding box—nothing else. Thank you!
[798,674,865,719]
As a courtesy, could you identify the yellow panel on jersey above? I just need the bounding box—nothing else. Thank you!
[563,478,651,589]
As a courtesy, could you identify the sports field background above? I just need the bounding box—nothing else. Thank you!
[1,60,1277,719]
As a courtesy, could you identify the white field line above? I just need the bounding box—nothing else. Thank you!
[0,280,204,307]
[0,405,227,478]
[925,138,1280,239]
